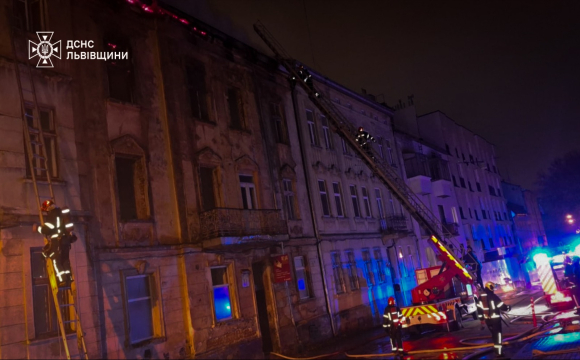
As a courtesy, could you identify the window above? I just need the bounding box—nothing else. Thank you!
[283,179,297,220]
[488,238,495,248]
[482,209,487,219]
[377,138,384,159]
[31,248,72,338]
[105,36,133,103]
[362,249,375,287]
[373,248,386,284]
[452,175,458,187]
[341,138,349,155]
[239,175,257,209]
[211,267,234,321]
[349,185,361,218]
[13,0,46,32]
[25,106,58,179]
[388,191,397,214]
[186,62,210,122]
[468,182,473,192]
[271,103,287,143]
[228,87,246,130]
[460,177,466,188]
[445,144,451,155]
[451,207,459,223]
[331,252,346,294]
[332,182,345,217]
[476,182,482,192]
[406,245,415,273]
[361,187,372,218]
[294,256,311,299]
[497,188,502,197]
[318,180,331,216]
[345,251,360,291]
[320,115,332,149]
[469,208,473,218]
[125,274,155,343]
[489,186,496,196]
[306,110,319,146]
[474,210,479,220]
[199,167,217,211]
[386,139,394,165]
[459,207,465,219]
[375,188,385,219]
[115,156,149,221]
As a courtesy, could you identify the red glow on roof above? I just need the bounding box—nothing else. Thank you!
[125,0,207,37]
[142,5,153,12]
[107,43,117,49]
[180,19,189,25]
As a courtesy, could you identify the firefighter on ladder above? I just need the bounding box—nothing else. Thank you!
[356,127,376,159]
[383,297,405,357]
[33,200,77,285]
[293,64,321,98]
[476,282,511,357]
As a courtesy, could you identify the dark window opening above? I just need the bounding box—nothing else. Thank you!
[187,62,209,121]
[228,87,246,130]
[13,0,45,32]
[199,167,216,211]
[105,35,133,102]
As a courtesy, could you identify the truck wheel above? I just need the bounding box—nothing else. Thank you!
[447,307,462,331]
[408,325,422,339]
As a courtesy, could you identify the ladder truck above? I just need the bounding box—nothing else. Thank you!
[8,20,89,360]
[253,22,479,335]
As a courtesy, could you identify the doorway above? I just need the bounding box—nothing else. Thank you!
[252,262,274,354]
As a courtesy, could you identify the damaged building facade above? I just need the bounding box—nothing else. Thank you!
[0,0,414,358]
[0,0,538,359]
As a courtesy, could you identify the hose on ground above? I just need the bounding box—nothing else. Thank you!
[270,351,340,360]
[532,346,580,358]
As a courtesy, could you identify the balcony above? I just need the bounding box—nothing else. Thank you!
[408,175,432,195]
[380,216,411,239]
[432,179,452,198]
[196,208,288,246]
[442,222,460,236]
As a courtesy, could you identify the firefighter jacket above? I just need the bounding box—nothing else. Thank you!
[476,288,509,321]
[356,131,375,146]
[383,305,405,330]
[37,207,74,240]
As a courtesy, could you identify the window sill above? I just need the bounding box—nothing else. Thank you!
[128,336,167,349]
[213,317,246,328]
[119,218,154,224]
[298,296,317,305]
[107,97,140,110]
[23,178,66,185]
[229,127,252,135]
[195,118,217,126]
[310,144,323,150]
[30,332,76,344]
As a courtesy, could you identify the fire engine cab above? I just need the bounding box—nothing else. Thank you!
[534,251,578,309]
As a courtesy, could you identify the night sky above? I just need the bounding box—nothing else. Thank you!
[166,0,580,191]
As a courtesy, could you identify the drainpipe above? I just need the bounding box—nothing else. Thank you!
[290,84,337,337]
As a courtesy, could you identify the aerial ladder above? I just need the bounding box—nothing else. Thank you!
[8,21,89,360]
[254,22,478,331]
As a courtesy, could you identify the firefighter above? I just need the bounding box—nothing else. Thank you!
[296,65,320,98]
[33,200,77,285]
[572,256,580,315]
[356,127,376,159]
[463,246,483,289]
[383,297,405,357]
[476,282,511,357]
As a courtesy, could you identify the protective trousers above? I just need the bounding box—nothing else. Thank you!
[572,286,580,315]
[486,319,503,356]
[389,327,403,355]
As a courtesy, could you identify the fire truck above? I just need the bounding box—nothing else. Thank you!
[534,251,578,310]
[400,239,479,335]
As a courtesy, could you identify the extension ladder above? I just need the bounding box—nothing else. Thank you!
[253,22,475,283]
[8,22,89,360]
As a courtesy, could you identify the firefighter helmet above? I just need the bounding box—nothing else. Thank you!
[41,200,55,212]
[358,126,364,132]
[485,281,495,292]
[565,256,572,264]
[388,296,396,306]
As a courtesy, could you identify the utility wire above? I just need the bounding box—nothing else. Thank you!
[302,0,317,70]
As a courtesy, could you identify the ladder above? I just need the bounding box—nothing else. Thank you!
[8,22,89,360]
[253,22,475,284]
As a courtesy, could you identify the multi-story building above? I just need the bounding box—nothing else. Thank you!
[0,1,422,358]
[501,182,547,252]
[415,111,519,286]
[393,106,469,271]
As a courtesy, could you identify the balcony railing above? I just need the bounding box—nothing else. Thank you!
[442,222,460,236]
[387,215,409,232]
[404,154,431,179]
[197,208,287,241]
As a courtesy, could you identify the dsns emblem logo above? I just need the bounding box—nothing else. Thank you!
[29,32,61,68]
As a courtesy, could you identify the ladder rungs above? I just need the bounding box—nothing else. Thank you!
[33,154,45,160]
[24,112,34,118]
[28,127,40,134]
[63,320,77,324]
[59,286,72,291]
[60,303,74,308]
[33,167,47,172]
[30,140,43,146]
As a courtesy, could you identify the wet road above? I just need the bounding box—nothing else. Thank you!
[337,287,545,360]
